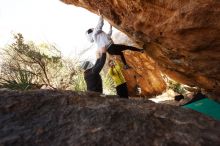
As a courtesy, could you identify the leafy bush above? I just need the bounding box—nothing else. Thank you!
[168,80,186,95]
[0,33,85,90]
[0,70,35,90]
[0,33,116,92]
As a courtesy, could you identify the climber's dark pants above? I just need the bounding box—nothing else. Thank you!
[116,83,128,98]
[107,44,141,65]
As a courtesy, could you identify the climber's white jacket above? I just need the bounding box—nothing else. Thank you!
[86,15,113,52]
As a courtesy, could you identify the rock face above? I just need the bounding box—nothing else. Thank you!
[112,33,166,97]
[0,90,220,146]
[123,51,166,97]
[61,0,220,100]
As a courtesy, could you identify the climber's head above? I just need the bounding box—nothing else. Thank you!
[108,59,115,67]
[81,61,93,71]
[85,28,94,43]
[87,28,93,34]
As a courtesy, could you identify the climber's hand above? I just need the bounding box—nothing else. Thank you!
[96,51,101,59]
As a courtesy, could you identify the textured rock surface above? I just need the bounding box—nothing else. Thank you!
[112,33,166,97]
[0,90,220,146]
[123,51,166,97]
[61,0,220,100]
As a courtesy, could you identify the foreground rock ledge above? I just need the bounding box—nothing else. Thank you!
[0,90,220,146]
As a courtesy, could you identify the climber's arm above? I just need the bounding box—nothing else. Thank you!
[108,25,113,37]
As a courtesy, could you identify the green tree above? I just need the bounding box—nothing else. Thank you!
[0,33,85,90]
[168,80,186,95]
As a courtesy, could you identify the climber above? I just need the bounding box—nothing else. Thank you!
[85,10,144,69]
[108,58,128,98]
[81,50,106,93]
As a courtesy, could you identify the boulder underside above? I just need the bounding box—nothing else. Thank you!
[61,0,220,100]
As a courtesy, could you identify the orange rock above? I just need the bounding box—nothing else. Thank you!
[62,0,220,101]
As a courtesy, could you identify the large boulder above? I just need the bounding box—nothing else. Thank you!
[61,0,220,100]
[0,90,220,145]
[112,33,167,97]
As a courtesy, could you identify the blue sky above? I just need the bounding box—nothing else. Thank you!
[0,0,112,60]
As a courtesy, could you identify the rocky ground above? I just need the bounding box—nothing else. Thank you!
[0,89,220,146]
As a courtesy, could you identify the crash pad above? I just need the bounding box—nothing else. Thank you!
[183,98,220,121]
